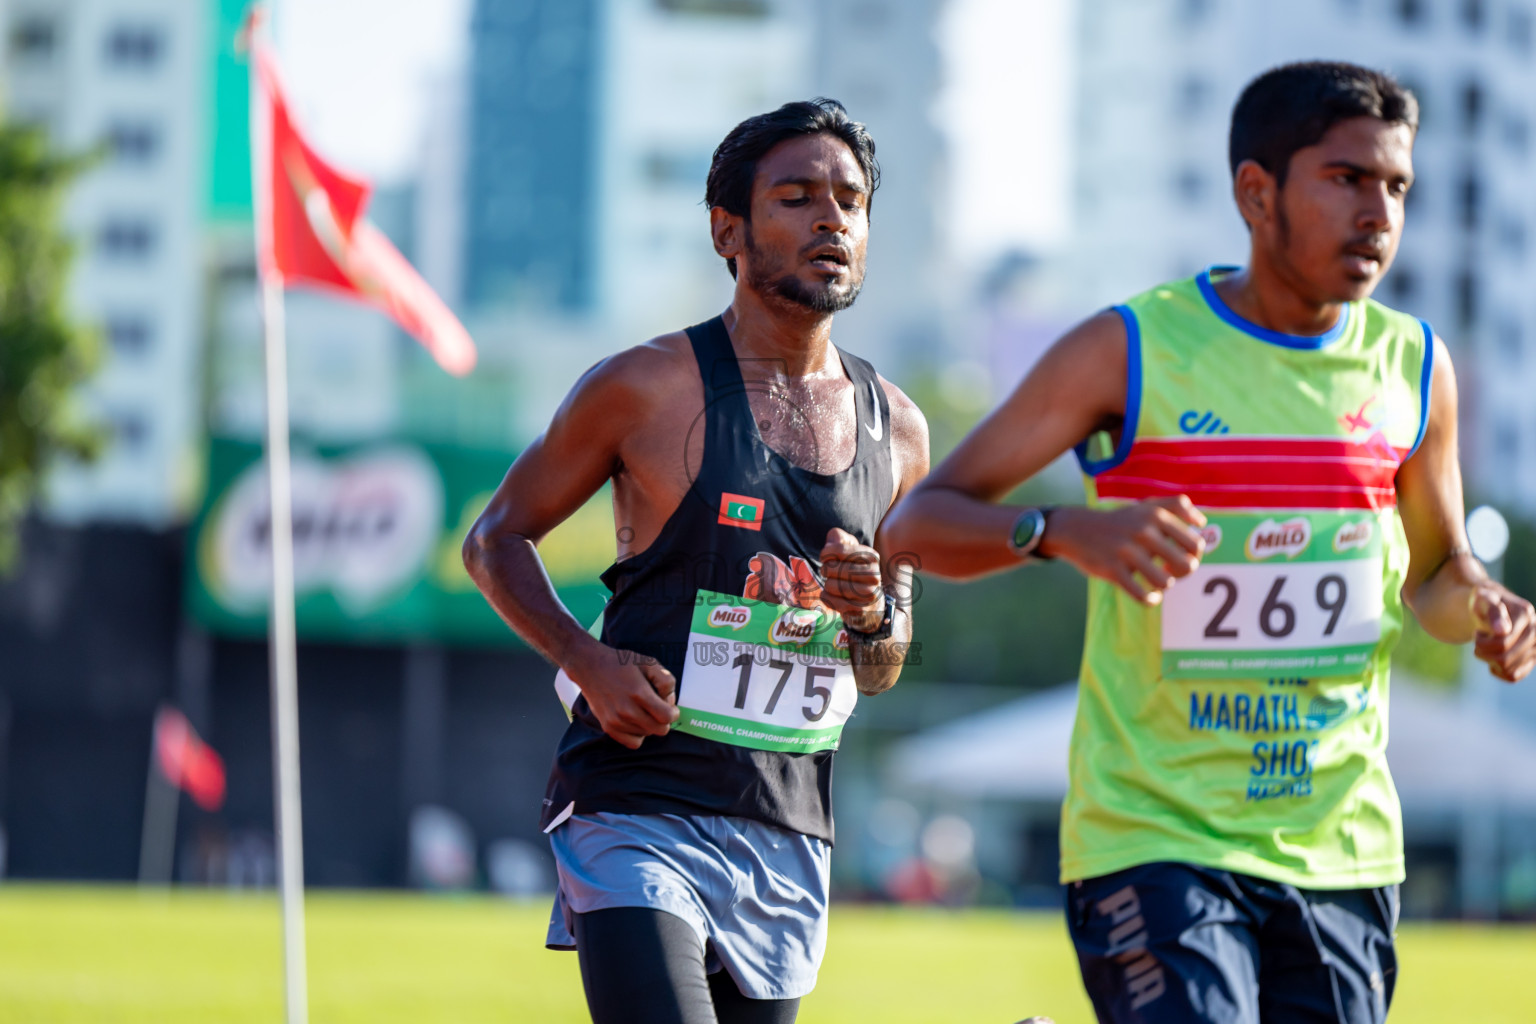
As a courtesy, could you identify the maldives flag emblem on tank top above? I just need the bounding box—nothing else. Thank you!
[718,492,765,530]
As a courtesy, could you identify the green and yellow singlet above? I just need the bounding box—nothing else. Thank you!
[1062,267,1433,889]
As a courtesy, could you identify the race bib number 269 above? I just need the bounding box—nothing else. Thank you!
[1160,512,1385,680]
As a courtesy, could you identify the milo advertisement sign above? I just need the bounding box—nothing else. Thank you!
[187,437,611,645]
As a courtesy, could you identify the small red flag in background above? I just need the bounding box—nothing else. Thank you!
[154,707,227,812]
[248,22,476,376]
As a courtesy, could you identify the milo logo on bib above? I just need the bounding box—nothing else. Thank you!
[1246,518,1310,560]
[1333,520,1373,553]
[1162,511,1386,679]
[771,608,820,646]
[709,605,752,630]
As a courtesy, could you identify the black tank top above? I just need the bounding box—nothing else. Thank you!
[540,315,895,842]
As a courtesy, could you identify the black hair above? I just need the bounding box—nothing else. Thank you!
[1229,61,1419,186]
[705,97,879,278]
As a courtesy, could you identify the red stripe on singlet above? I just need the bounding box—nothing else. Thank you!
[1094,436,1407,510]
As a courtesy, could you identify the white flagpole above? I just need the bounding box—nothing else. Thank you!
[249,11,309,1018]
[261,277,309,1024]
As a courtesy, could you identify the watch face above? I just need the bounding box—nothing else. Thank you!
[1012,510,1043,552]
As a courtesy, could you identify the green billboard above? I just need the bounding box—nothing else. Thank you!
[186,437,611,646]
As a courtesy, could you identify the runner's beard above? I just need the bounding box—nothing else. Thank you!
[744,224,864,313]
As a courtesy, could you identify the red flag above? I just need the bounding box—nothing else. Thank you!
[154,707,227,812]
[249,27,476,376]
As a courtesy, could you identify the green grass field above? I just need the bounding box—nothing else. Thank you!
[0,886,1530,1023]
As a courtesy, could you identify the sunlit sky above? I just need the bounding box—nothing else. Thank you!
[272,0,1072,263]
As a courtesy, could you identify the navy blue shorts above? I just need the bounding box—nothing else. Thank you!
[1066,862,1399,1024]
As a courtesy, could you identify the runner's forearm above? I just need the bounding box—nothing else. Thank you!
[884,484,1032,579]
[849,606,912,695]
[463,528,605,671]
[1404,550,1487,644]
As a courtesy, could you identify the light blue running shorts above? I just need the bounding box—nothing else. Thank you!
[546,811,831,1000]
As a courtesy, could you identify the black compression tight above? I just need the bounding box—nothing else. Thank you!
[572,907,801,1024]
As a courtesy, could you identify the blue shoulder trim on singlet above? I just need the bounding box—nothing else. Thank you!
[1074,304,1142,476]
[1408,319,1435,459]
[1197,267,1351,350]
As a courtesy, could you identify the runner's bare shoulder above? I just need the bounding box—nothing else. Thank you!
[1040,308,1127,376]
[873,374,930,479]
[556,329,701,427]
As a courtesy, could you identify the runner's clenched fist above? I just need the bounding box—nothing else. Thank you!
[1472,583,1536,682]
[1042,495,1208,605]
[820,527,884,630]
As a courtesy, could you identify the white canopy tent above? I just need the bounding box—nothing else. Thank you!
[889,684,1076,802]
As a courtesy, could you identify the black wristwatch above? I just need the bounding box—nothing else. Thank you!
[1008,505,1057,560]
[845,591,897,642]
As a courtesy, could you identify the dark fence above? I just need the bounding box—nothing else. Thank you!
[0,520,566,887]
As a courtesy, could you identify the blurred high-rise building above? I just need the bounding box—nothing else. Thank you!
[457,0,938,436]
[592,0,813,339]
[3,0,207,526]
[416,67,468,310]
[811,0,948,364]
[456,0,948,378]
[1059,0,1536,508]
[463,0,604,314]
[460,0,812,330]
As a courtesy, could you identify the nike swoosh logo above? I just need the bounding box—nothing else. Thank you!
[864,380,883,441]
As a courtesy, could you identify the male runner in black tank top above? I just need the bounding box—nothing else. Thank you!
[464,100,928,1024]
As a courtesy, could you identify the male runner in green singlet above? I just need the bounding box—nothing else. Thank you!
[464,100,928,1024]
[885,62,1535,1023]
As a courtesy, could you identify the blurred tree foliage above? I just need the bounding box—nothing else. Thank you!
[895,366,1089,690]
[0,123,102,570]
[1497,512,1536,607]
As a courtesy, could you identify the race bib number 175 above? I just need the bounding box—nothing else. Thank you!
[1160,512,1385,680]
[675,591,858,752]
